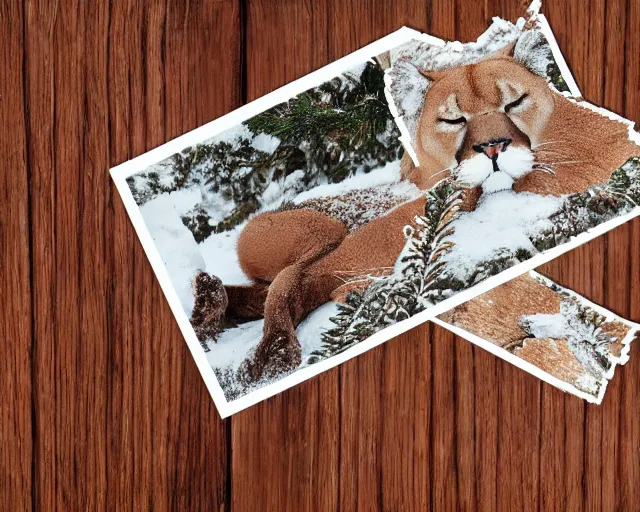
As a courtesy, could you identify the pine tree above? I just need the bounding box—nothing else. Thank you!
[127,61,402,242]
[247,62,401,183]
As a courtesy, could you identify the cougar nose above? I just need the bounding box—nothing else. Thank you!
[472,138,512,159]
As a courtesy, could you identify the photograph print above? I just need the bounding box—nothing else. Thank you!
[112,6,640,416]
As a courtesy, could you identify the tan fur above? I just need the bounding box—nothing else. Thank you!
[227,53,639,380]
[437,274,563,348]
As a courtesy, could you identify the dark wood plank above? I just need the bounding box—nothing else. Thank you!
[473,348,499,512]
[231,2,340,511]
[616,1,640,510]
[429,0,456,40]
[380,329,433,511]
[430,326,459,512]
[20,0,240,510]
[23,0,57,507]
[106,1,148,508]
[32,0,110,508]
[599,1,631,510]
[8,0,640,510]
[0,0,32,510]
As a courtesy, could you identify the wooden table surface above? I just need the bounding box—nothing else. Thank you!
[3,0,639,510]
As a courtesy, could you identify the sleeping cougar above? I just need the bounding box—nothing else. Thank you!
[193,42,639,381]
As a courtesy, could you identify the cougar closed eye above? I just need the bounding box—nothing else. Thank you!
[438,116,467,125]
[504,94,529,113]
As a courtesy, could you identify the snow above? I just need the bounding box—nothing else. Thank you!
[206,302,339,371]
[284,169,306,189]
[340,61,373,91]
[260,169,308,206]
[201,191,237,225]
[575,373,600,395]
[197,123,281,154]
[139,193,206,316]
[526,0,542,18]
[292,160,405,202]
[480,171,517,194]
[198,224,251,286]
[208,124,253,146]
[297,302,341,360]
[520,300,617,391]
[159,187,202,215]
[207,320,264,369]
[441,190,565,282]
[520,311,570,340]
[384,59,431,141]
[171,186,239,227]
[251,132,281,153]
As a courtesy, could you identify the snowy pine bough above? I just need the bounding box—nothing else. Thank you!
[312,158,640,362]
[309,179,463,362]
[127,61,402,243]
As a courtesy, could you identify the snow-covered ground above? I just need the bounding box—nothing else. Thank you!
[209,303,340,372]
[199,225,340,371]
[137,159,409,378]
[139,191,205,317]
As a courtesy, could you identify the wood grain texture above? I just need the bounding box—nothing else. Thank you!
[2,0,639,510]
[1,1,32,510]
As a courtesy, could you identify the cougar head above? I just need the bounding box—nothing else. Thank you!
[413,48,555,193]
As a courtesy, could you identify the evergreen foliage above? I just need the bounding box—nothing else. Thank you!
[247,62,400,183]
[126,61,402,242]
[310,157,640,364]
[308,180,463,363]
[533,157,640,251]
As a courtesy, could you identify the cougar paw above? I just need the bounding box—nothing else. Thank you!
[242,330,302,382]
[190,270,229,342]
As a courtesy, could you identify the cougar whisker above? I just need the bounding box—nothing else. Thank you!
[533,140,566,148]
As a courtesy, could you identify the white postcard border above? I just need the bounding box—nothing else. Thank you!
[111,23,639,417]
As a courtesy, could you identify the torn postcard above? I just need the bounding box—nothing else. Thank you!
[435,271,639,403]
[111,4,639,416]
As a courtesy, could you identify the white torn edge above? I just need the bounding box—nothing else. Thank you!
[526,0,542,18]
[431,317,611,403]
[110,25,640,418]
[537,14,582,98]
[433,270,639,404]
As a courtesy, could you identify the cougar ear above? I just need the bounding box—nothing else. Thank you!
[386,57,434,144]
[417,68,444,82]
[493,41,517,59]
